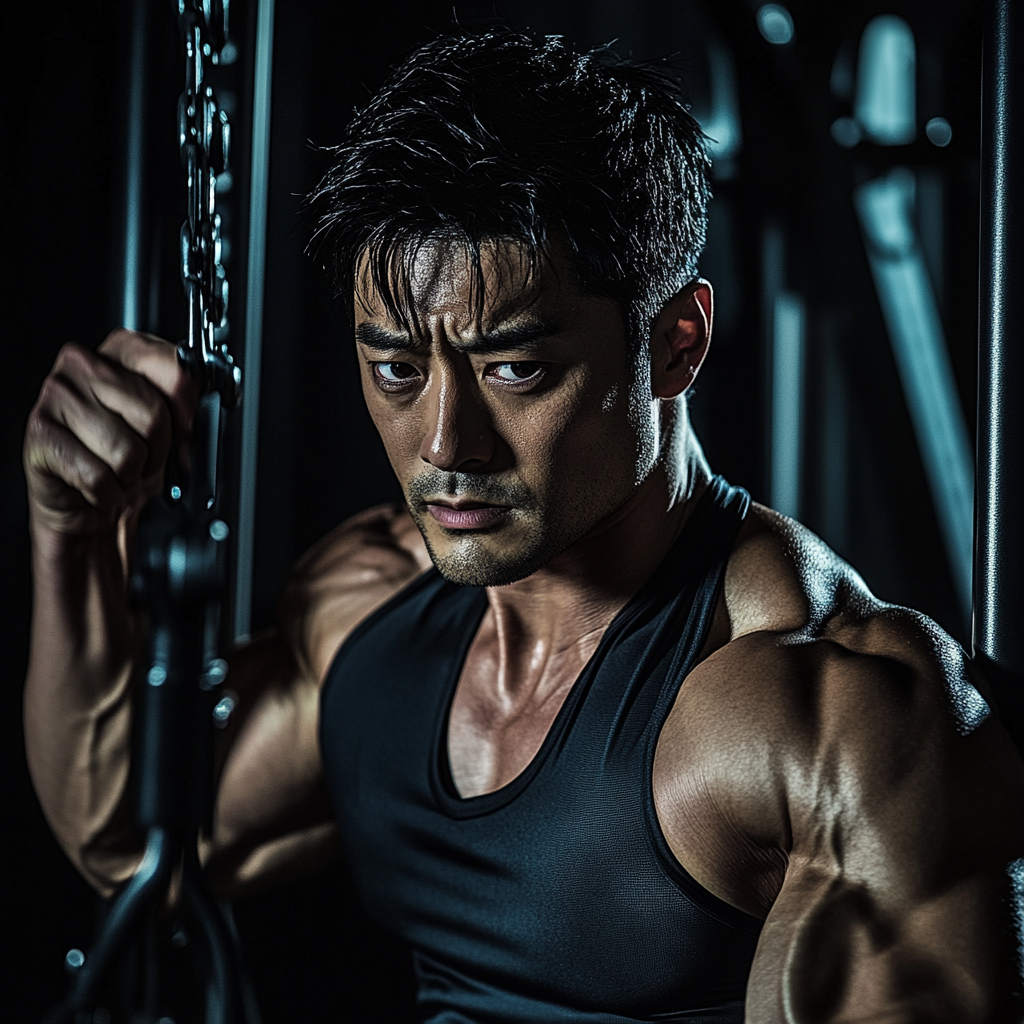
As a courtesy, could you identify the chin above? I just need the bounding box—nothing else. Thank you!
[409,493,606,588]
[426,537,552,588]
[418,517,572,588]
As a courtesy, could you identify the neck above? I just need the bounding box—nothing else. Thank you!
[482,419,712,696]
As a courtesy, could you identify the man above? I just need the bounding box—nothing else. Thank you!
[23,27,1024,1024]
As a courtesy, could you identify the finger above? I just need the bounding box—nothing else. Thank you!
[39,371,152,490]
[25,412,125,515]
[97,330,200,440]
[53,343,172,479]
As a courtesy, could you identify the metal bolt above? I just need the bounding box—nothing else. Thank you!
[200,658,229,691]
[212,693,236,728]
[925,116,953,148]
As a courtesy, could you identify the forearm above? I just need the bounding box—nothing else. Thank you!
[24,515,144,894]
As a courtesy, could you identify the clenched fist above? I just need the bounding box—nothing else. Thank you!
[24,330,199,535]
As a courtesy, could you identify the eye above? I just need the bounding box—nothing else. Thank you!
[488,362,545,384]
[372,362,420,385]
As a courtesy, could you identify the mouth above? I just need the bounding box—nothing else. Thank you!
[424,499,511,530]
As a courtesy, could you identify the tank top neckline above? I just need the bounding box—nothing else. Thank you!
[429,477,729,821]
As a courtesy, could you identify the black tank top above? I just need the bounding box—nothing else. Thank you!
[320,477,762,1023]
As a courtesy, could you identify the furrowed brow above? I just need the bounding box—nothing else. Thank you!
[354,318,563,355]
[354,323,422,352]
[457,320,563,355]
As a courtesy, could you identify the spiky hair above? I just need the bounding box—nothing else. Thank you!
[307,26,710,348]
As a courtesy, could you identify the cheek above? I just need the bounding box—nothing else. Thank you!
[501,374,646,496]
[361,379,421,477]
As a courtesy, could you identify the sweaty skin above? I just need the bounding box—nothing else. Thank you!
[23,241,1024,1022]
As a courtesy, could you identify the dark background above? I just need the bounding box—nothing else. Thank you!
[2,0,983,1020]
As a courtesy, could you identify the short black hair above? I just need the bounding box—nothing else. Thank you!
[307,26,710,349]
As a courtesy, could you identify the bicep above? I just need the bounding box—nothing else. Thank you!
[746,704,1024,1024]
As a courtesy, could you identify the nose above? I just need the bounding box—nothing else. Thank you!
[418,363,494,472]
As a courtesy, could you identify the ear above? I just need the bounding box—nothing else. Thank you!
[649,280,713,400]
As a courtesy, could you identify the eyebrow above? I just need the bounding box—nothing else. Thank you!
[354,318,562,355]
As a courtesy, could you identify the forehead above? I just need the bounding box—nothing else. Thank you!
[353,237,575,333]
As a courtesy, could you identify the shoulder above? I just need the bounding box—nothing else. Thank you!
[277,502,432,684]
[710,505,989,735]
[655,506,1024,912]
[691,503,1009,783]
[719,502,877,638]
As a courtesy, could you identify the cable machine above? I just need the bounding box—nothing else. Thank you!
[46,0,272,1020]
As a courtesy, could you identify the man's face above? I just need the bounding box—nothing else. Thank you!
[354,240,660,587]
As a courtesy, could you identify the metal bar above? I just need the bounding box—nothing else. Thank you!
[818,322,849,556]
[855,169,974,625]
[770,291,806,521]
[117,0,150,330]
[976,0,1024,746]
[761,222,784,506]
[54,829,175,1019]
[182,845,242,1024]
[233,0,276,642]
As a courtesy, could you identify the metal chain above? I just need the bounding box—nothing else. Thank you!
[178,0,241,404]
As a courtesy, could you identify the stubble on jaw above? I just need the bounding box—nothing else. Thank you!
[404,468,598,588]
[403,469,546,587]
[418,526,554,588]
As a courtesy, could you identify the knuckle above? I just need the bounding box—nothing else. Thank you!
[127,380,173,444]
[23,407,53,454]
[168,359,196,400]
[139,396,169,439]
[38,373,72,409]
[109,436,147,479]
[78,458,105,493]
[55,340,93,371]
[97,327,138,355]
[79,460,119,506]
[99,330,159,377]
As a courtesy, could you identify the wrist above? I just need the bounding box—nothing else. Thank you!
[29,510,120,563]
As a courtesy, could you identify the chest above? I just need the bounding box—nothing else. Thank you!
[319,578,763,1013]
[446,619,598,799]
[445,598,782,918]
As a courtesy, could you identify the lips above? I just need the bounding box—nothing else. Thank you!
[426,502,509,529]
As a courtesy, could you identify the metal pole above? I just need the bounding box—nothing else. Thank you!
[233,0,276,642]
[976,0,1024,749]
[114,0,150,331]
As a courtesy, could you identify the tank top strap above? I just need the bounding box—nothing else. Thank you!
[639,476,755,930]
[652,475,750,692]
[583,476,749,756]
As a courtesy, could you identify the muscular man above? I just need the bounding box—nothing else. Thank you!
[23,28,1024,1024]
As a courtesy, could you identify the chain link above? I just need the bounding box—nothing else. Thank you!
[178,0,241,404]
